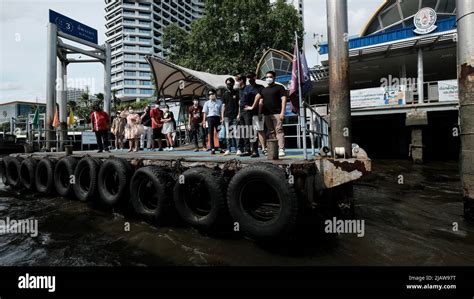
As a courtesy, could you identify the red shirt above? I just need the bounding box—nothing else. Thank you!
[188,105,203,125]
[150,108,163,129]
[90,111,109,132]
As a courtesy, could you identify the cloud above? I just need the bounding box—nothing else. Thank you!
[0,0,383,102]
[0,82,22,91]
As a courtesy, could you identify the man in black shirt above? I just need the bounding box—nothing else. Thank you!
[257,71,287,157]
[221,77,239,155]
[244,72,265,157]
[140,105,153,151]
[237,73,264,158]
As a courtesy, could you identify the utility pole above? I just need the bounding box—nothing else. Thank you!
[456,0,474,221]
[326,0,352,158]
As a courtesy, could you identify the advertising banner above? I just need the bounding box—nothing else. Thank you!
[350,87,406,109]
[438,80,458,102]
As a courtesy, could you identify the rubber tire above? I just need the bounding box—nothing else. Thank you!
[20,158,37,191]
[54,156,78,197]
[4,156,22,189]
[173,167,228,229]
[0,159,7,186]
[35,158,56,194]
[130,166,175,223]
[98,158,133,206]
[73,157,102,202]
[227,163,299,240]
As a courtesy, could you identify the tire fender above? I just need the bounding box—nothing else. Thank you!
[54,156,78,197]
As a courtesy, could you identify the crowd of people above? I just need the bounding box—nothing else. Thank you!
[90,69,287,157]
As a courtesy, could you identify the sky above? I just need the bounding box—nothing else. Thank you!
[0,0,382,103]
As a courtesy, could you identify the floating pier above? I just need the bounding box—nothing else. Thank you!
[0,149,371,240]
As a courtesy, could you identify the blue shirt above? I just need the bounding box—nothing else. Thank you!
[239,84,264,110]
[203,99,223,117]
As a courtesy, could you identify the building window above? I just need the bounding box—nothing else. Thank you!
[140,89,153,95]
[124,88,136,94]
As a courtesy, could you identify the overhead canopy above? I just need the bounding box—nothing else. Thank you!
[146,56,287,101]
[146,56,232,99]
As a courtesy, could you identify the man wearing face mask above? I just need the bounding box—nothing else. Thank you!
[188,96,205,152]
[202,89,223,155]
[221,77,239,156]
[257,71,287,157]
[237,73,263,158]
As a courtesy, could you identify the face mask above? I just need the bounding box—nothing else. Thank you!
[226,84,234,90]
[266,77,274,85]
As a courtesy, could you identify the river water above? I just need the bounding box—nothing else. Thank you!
[0,159,473,266]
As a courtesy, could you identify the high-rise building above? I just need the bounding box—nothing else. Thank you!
[67,88,86,103]
[285,0,304,25]
[105,0,205,101]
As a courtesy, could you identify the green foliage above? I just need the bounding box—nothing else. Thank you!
[162,0,304,75]
[67,93,95,123]
[116,100,153,112]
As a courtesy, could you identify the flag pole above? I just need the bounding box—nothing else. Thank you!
[295,31,307,160]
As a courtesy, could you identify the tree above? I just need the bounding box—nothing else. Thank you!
[162,0,304,75]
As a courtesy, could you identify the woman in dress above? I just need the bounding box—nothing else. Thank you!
[125,107,143,152]
[161,105,175,151]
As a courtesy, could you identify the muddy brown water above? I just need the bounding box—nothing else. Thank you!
[0,159,473,266]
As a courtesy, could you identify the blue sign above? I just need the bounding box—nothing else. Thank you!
[49,10,98,44]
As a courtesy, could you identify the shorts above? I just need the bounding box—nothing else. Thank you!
[252,116,264,131]
[153,127,164,139]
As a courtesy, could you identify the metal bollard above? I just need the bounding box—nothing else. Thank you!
[65,145,74,156]
[266,139,279,160]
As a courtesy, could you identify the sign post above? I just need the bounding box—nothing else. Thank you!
[46,10,111,151]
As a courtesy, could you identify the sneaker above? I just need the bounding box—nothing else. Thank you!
[164,147,170,151]
[211,149,215,155]
[97,150,103,153]
[236,150,243,156]
[169,147,174,151]
[223,150,231,156]
[263,149,268,156]
[250,152,260,158]
[279,149,286,157]
[240,152,250,157]
[158,148,164,152]
[194,148,199,152]
[105,149,111,153]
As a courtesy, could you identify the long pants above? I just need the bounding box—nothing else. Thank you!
[190,123,206,149]
[95,130,110,151]
[224,117,238,151]
[115,134,124,149]
[206,116,220,150]
[252,115,266,150]
[238,111,258,154]
[140,126,152,149]
[264,114,285,150]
